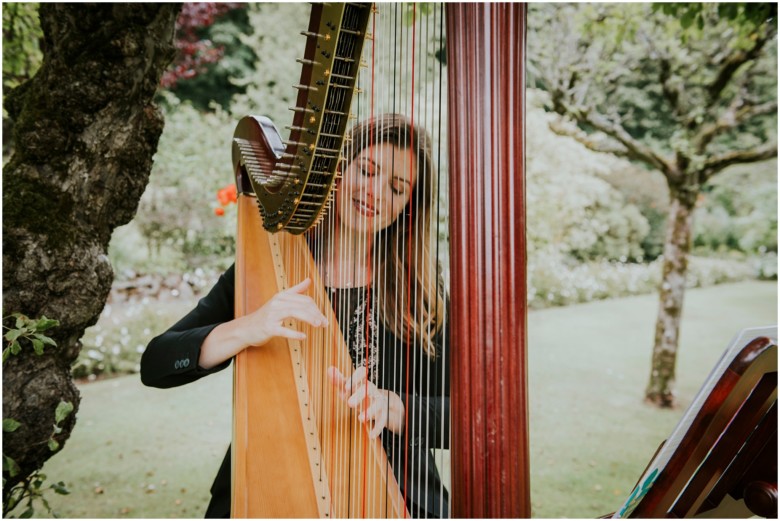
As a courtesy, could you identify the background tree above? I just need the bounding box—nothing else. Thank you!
[2,3,179,498]
[529,3,777,407]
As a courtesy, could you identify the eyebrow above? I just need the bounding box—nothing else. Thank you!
[359,157,379,171]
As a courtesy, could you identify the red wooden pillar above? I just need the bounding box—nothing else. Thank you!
[447,3,530,517]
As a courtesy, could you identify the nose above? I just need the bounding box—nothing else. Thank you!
[362,176,382,202]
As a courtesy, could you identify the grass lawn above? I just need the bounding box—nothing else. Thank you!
[34,281,776,518]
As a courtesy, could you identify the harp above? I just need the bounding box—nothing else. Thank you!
[230,3,528,517]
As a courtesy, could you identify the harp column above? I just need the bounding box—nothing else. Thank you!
[446,3,530,518]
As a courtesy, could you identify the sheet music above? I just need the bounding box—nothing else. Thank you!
[613,325,778,518]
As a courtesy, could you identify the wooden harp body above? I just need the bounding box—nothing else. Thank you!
[231,3,529,518]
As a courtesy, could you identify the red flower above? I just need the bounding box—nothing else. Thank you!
[216,183,238,206]
[214,207,225,216]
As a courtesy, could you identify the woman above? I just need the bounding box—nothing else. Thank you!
[141,114,450,518]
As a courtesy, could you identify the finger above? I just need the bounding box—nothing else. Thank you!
[327,366,346,387]
[360,396,384,423]
[273,306,328,328]
[368,413,386,439]
[347,384,368,408]
[272,325,306,341]
[327,366,351,400]
[346,366,368,392]
[285,278,312,294]
[271,295,328,326]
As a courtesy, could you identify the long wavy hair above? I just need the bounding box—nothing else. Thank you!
[342,113,446,358]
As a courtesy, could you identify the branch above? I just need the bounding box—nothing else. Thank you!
[703,141,778,180]
[659,57,683,116]
[696,99,778,152]
[707,29,772,107]
[583,110,675,176]
[550,99,680,178]
[548,118,630,156]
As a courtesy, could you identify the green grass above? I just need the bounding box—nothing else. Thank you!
[528,280,777,517]
[32,281,776,518]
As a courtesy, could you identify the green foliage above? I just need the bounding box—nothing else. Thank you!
[2,3,43,91]
[2,314,58,363]
[229,3,322,126]
[526,90,652,264]
[165,6,258,111]
[693,160,778,255]
[529,3,777,163]
[2,314,70,517]
[655,3,777,34]
[594,165,670,261]
[3,468,69,518]
[127,93,237,274]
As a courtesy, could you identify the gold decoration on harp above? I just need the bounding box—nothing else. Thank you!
[231,3,371,235]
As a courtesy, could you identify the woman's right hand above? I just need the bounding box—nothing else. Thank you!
[237,278,329,347]
[198,278,328,369]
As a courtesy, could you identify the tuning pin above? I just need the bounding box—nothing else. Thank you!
[289,106,315,114]
[294,84,319,92]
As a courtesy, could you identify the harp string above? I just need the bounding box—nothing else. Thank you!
[290,3,451,516]
[434,4,449,517]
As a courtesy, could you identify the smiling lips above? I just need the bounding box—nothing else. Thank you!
[352,198,378,217]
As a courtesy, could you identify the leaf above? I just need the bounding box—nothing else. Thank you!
[680,9,695,29]
[2,348,9,363]
[52,481,70,495]
[3,418,21,432]
[48,438,60,452]
[10,341,21,355]
[20,506,34,518]
[34,334,56,347]
[4,454,21,477]
[5,329,22,342]
[34,317,59,331]
[14,315,26,329]
[31,338,44,356]
[55,401,74,423]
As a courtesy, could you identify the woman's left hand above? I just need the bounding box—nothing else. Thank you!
[327,366,405,439]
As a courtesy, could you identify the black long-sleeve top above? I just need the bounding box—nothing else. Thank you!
[141,265,451,518]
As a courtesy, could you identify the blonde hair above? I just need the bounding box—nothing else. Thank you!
[344,113,446,358]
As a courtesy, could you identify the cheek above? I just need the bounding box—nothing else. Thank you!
[387,197,409,223]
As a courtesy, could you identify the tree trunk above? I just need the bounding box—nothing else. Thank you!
[2,4,178,495]
[645,187,697,408]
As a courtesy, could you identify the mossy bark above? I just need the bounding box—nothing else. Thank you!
[2,4,178,495]
[645,187,697,408]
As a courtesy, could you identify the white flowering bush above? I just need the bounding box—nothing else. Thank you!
[529,252,757,309]
[526,90,651,264]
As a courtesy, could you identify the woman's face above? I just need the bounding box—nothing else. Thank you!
[335,143,418,234]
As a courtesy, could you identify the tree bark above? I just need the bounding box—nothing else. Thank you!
[2,4,178,494]
[645,187,697,408]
